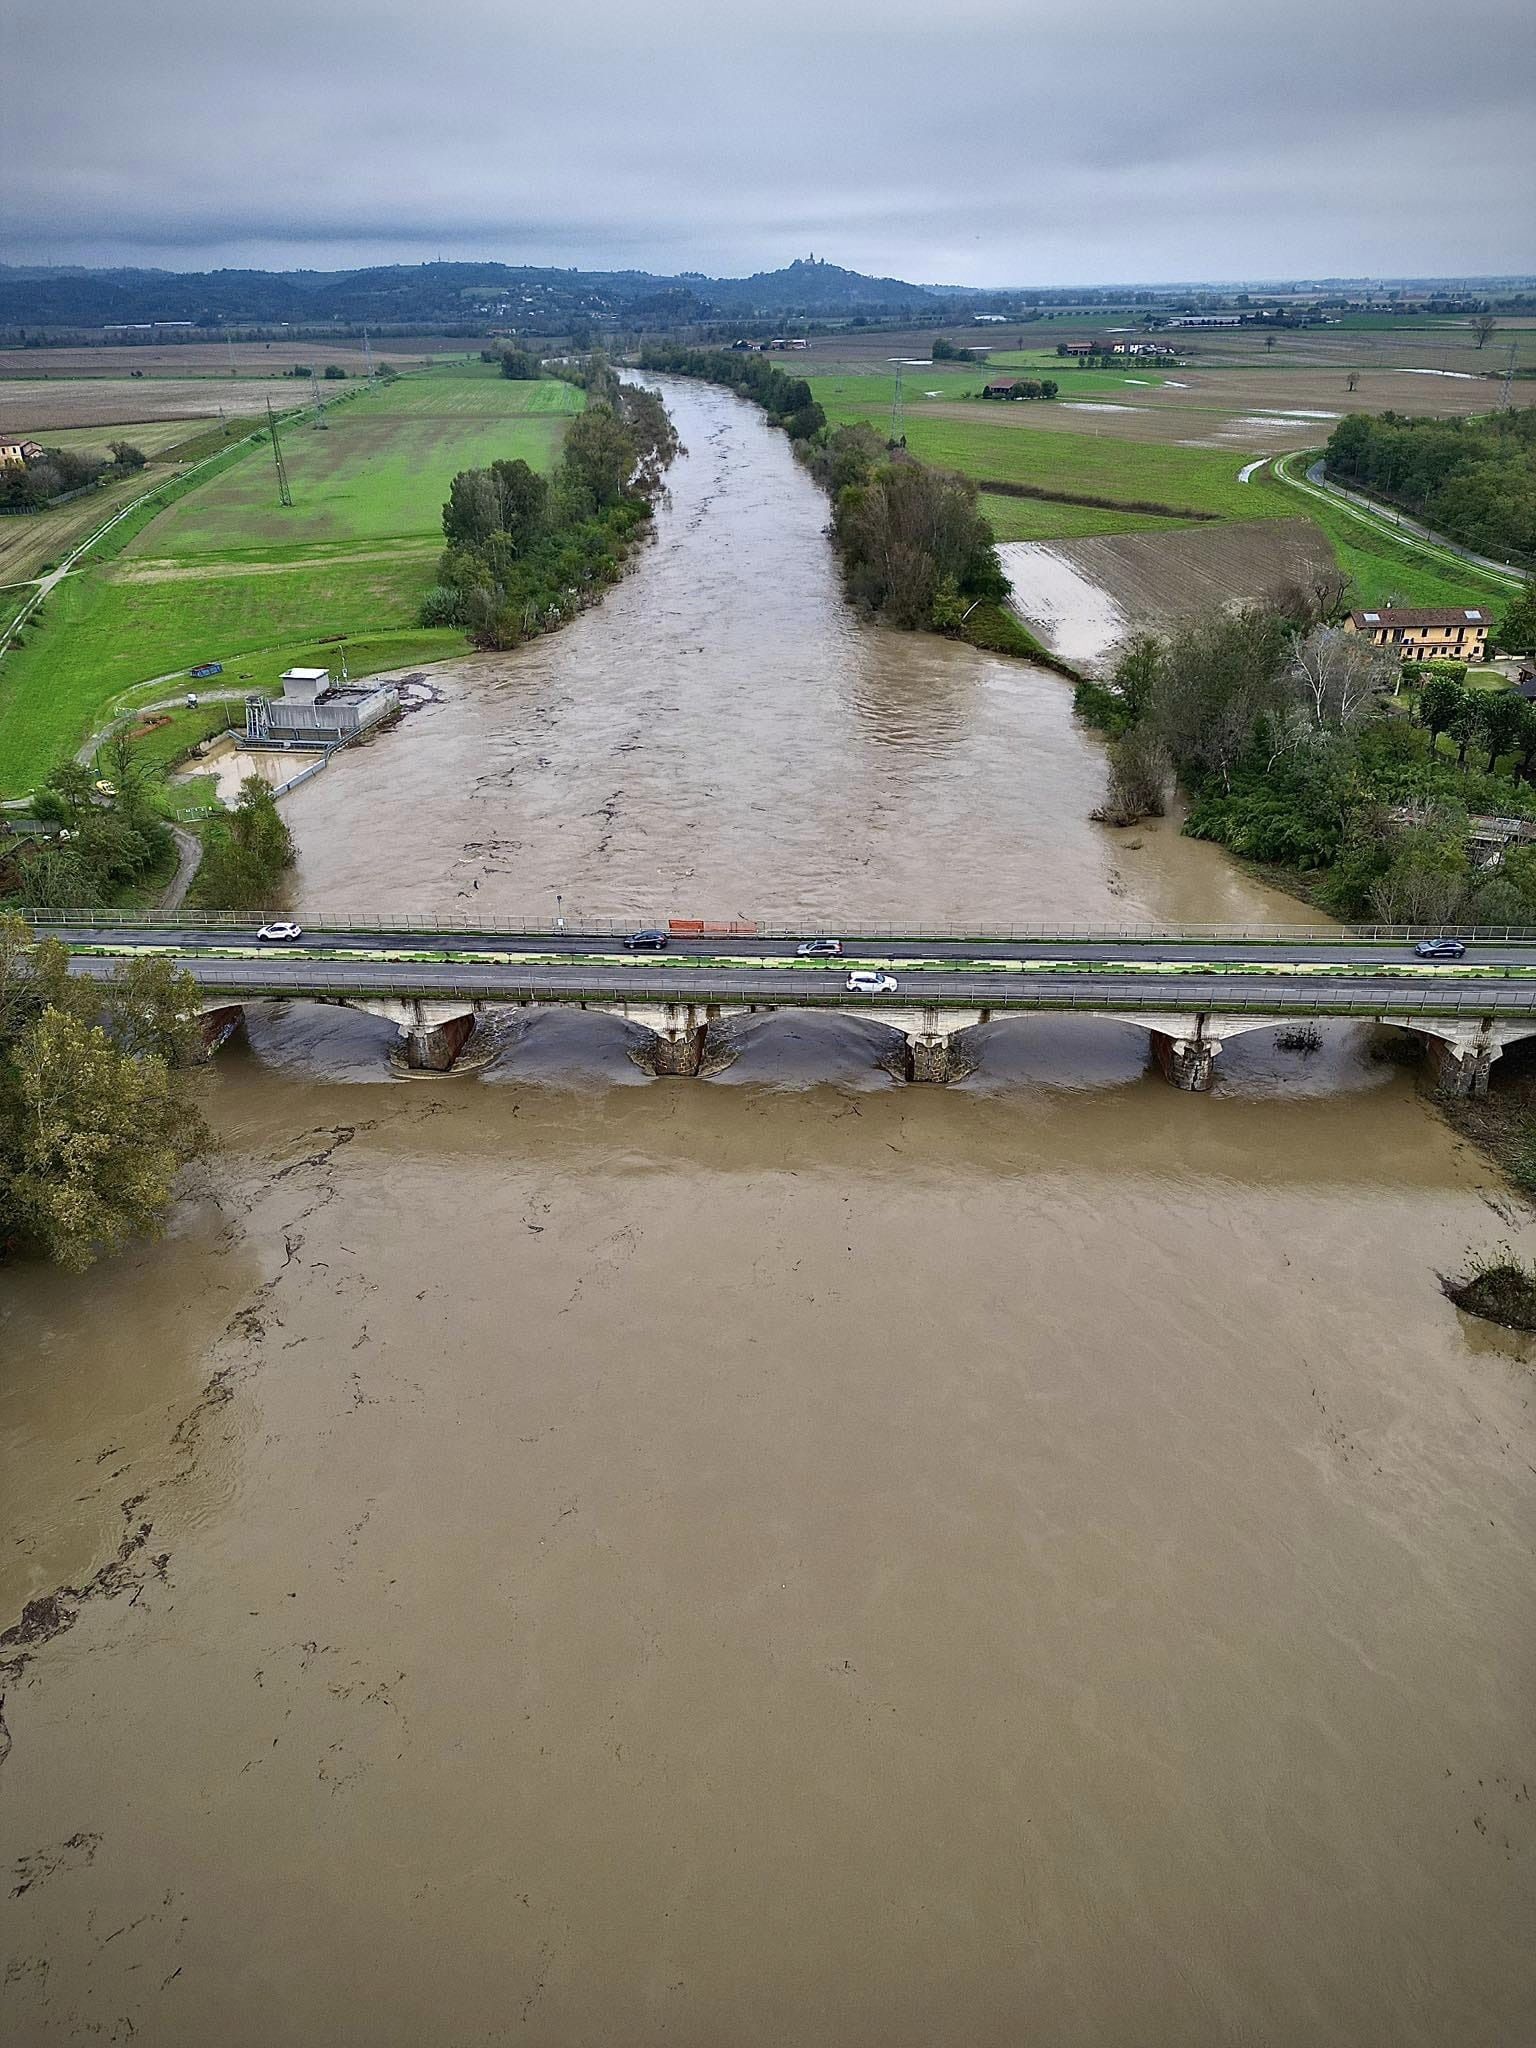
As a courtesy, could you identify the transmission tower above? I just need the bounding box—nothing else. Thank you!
[1500,339,1517,411]
[362,326,375,378]
[266,398,293,507]
[310,369,328,429]
[890,363,905,446]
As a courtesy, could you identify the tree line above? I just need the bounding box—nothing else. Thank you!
[1,440,146,514]
[638,345,827,443]
[1324,406,1536,566]
[422,356,679,651]
[638,347,1036,650]
[1079,597,1536,927]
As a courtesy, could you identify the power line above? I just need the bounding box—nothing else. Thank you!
[266,398,293,507]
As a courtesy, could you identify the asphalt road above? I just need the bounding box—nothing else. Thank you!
[58,951,1536,1019]
[37,920,1536,973]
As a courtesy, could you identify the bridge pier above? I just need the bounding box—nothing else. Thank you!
[582,1001,751,1079]
[347,998,481,1071]
[198,1002,246,1056]
[1150,1027,1220,1092]
[843,1006,991,1083]
[1411,1019,1514,1100]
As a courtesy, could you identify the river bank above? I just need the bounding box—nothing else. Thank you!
[4,372,1534,2048]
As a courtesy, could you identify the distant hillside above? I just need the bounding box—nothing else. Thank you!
[0,257,937,334]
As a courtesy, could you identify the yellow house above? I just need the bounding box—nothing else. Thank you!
[0,441,44,468]
[1345,606,1492,663]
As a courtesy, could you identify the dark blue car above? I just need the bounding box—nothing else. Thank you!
[189,662,224,679]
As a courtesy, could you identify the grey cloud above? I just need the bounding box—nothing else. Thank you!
[3,0,1532,280]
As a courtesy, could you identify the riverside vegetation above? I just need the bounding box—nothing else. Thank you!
[1079,584,1536,926]
[639,346,1044,661]
[423,357,679,649]
[0,912,208,1270]
[1325,405,1536,566]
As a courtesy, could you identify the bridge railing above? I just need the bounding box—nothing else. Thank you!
[25,908,1536,946]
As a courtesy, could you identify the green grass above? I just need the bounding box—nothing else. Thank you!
[820,399,1297,524]
[0,364,583,792]
[1270,455,1515,612]
[0,549,456,794]
[133,370,582,554]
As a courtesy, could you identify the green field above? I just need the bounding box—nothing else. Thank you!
[0,363,584,794]
[818,398,1297,523]
[135,368,583,554]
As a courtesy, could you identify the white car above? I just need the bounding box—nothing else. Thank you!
[257,921,303,943]
[846,970,898,995]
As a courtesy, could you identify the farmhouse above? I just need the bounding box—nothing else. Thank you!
[1345,606,1492,662]
[0,441,44,467]
[982,381,1022,399]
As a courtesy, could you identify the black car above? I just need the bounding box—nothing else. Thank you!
[1413,937,1466,960]
[626,929,669,952]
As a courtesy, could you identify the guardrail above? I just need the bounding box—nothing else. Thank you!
[24,908,1536,945]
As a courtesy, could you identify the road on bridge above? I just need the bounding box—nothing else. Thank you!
[34,919,1536,976]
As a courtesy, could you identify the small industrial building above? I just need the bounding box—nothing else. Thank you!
[246,667,398,746]
[1345,607,1492,663]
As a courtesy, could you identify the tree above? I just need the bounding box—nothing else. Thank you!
[443,469,501,548]
[1289,625,1395,731]
[1346,371,1360,394]
[1479,689,1527,772]
[1264,332,1277,352]
[1368,824,1471,925]
[1497,580,1536,655]
[499,348,541,381]
[557,408,636,512]
[323,364,347,380]
[1473,313,1498,350]
[191,777,295,911]
[1094,726,1171,826]
[1417,670,1465,749]
[108,440,147,471]
[0,916,208,1270]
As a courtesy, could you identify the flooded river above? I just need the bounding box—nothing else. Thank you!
[3,379,1533,2046]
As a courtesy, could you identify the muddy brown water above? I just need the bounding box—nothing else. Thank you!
[3,378,1533,2047]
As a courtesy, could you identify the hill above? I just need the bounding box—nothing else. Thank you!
[0,258,937,334]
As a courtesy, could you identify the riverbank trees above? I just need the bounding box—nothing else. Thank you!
[190,776,295,911]
[424,369,678,651]
[1324,407,1536,564]
[1080,603,1536,921]
[0,913,208,1270]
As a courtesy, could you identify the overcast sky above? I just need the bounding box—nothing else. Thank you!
[5,0,1533,283]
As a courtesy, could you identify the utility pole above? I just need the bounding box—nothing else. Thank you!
[266,398,293,507]
[890,363,905,446]
[226,331,237,379]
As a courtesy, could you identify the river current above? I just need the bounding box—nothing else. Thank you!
[2,378,1533,2046]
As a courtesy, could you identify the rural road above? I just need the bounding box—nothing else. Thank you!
[1281,458,1525,588]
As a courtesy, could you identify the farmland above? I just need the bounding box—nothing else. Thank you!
[0,363,584,794]
[802,320,1520,614]
[135,367,582,552]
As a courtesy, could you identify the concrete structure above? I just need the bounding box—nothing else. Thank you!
[47,920,1536,1092]
[247,667,398,745]
[181,987,1533,1094]
[1346,606,1492,664]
